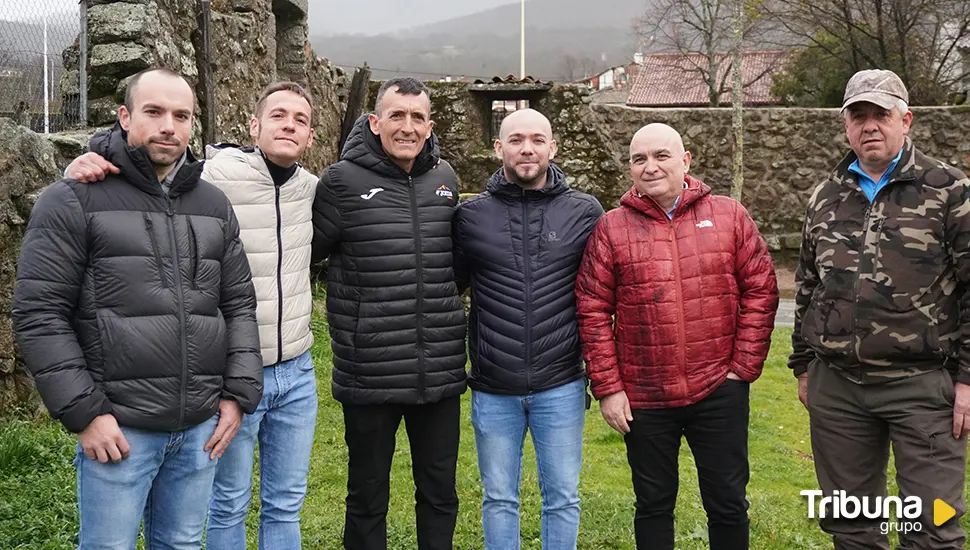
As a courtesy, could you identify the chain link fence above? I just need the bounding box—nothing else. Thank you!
[0,0,84,133]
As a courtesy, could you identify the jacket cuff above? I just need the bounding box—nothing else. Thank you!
[61,393,113,434]
[221,381,261,414]
[791,363,808,378]
[591,378,624,400]
[955,368,970,387]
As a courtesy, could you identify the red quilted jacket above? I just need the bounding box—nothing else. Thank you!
[576,176,779,409]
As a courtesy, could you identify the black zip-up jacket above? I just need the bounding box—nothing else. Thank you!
[12,124,262,433]
[312,116,467,405]
[454,165,604,395]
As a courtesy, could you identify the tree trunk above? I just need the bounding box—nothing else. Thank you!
[730,0,744,202]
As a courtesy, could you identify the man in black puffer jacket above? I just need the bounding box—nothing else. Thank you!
[312,77,466,550]
[453,109,603,550]
[12,68,261,550]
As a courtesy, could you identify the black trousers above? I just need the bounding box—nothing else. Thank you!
[624,379,751,550]
[341,396,461,550]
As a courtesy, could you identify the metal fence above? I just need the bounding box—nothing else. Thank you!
[0,0,84,133]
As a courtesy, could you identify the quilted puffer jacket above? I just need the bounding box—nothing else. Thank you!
[12,124,262,433]
[576,176,778,409]
[312,116,467,405]
[454,164,603,395]
[204,146,316,367]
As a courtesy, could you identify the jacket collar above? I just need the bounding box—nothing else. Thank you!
[89,122,203,197]
[619,175,711,220]
[832,136,917,190]
[486,163,569,198]
[339,115,441,179]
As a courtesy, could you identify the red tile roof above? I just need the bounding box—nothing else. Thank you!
[626,50,789,107]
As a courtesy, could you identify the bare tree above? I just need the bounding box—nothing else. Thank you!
[730,0,744,201]
[635,0,782,106]
[558,54,600,82]
[767,0,970,104]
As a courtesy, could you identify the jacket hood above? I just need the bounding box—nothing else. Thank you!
[339,115,441,178]
[485,163,569,197]
[89,122,202,197]
[620,175,711,220]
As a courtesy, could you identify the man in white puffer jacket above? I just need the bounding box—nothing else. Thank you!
[65,81,319,549]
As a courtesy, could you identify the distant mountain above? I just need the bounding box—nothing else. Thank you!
[310,0,649,82]
[307,0,514,37]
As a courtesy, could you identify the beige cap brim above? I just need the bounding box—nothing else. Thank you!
[841,92,900,112]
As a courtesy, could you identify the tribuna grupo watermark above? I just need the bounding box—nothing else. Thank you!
[801,490,956,536]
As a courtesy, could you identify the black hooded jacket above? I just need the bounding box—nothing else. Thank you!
[312,116,467,405]
[12,123,262,433]
[454,165,603,395]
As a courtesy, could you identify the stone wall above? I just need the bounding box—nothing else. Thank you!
[61,0,345,175]
[423,83,970,253]
[0,121,64,411]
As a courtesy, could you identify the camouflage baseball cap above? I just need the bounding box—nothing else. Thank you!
[841,69,909,112]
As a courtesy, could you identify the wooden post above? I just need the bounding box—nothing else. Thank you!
[339,65,372,153]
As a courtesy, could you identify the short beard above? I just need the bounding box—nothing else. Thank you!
[505,163,546,189]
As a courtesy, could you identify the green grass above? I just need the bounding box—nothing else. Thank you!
[2,322,968,548]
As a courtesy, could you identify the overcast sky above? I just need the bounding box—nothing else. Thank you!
[2,0,518,35]
[307,0,516,36]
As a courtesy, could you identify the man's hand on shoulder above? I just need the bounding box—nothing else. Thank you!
[78,414,130,463]
[65,152,118,183]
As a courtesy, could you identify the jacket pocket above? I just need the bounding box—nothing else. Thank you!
[96,310,130,381]
[144,214,168,288]
[186,217,199,289]
[800,297,852,358]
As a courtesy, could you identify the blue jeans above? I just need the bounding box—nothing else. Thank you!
[472,378,586,550]
[74,414,220,550]
[206,350,317,550]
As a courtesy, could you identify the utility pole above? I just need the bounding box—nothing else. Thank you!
[520,0,526,78]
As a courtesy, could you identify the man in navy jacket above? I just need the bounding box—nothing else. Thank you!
[453,109,603,550]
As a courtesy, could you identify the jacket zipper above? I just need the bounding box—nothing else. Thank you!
[144,214,167,288]
[165,195,189,429]
[186,217,199,289]
[275,185,284,365]
[522,189,533,393]
[408,175,427,397]
[669,219,687,394]
[852,187,885,366]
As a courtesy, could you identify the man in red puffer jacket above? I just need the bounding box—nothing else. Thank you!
[576,123,778,550]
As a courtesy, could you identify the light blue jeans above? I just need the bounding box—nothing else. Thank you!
[472,378,586,550]
[206,350,318,550]
[74,414,221,550]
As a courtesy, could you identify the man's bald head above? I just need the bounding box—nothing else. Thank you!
[628,123,692,212]
[499,108,553,141]
[629,123,686,159]
[495,108,557,190]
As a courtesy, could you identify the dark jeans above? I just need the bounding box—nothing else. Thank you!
[808,360,966,550]
[624,379,751,550]
[342,396,461,550]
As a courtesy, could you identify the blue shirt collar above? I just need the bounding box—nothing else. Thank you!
[848,146,904,185]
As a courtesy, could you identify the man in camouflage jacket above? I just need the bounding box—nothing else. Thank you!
[789,69,970,549]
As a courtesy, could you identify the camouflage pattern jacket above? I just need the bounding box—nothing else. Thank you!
[789,137,970,385]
